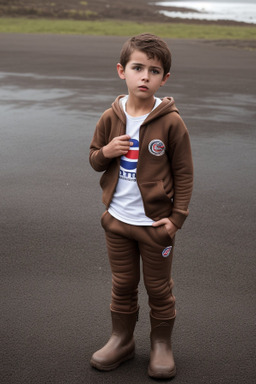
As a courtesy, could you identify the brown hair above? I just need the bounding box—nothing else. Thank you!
[119,33,172,77]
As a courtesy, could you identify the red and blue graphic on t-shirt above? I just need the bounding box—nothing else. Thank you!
[120,138,139,171]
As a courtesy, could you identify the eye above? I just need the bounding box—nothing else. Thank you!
[151,69,160,74]
[133,66,142,71]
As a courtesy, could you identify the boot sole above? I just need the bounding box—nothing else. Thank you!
[90,350,135,371]
[148,365,176,379]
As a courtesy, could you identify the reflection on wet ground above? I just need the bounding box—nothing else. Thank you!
[0,71,118,114]
[1,71,256,125]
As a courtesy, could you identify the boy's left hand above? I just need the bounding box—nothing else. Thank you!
[152,218,178,239]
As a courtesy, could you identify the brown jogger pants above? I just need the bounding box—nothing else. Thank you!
[101,211,176,319]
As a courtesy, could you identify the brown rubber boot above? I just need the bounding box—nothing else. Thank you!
[148,314,176,379]
[90,308,139,371]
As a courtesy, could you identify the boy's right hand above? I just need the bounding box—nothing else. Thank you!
[102,135,133,159]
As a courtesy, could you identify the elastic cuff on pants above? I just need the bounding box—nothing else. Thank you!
[110,304,140,315]
[150,309,176,321]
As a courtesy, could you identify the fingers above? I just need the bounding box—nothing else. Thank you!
[119,134,131,141]
[103,135,133,158]
[152,218,169,227]
[117,135,133,150]
[115,135,133,152]
[152,218,178,239]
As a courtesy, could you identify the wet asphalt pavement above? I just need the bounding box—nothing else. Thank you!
[0,34,256,384]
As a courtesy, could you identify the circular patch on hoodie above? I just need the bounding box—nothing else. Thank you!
[148,139,165,156]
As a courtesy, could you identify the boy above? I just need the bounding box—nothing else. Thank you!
[89,33,193,379]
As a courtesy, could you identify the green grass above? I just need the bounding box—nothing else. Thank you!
[0,17,256,40]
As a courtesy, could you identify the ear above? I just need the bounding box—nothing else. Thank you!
[160,72,170,87]
[117,63,126,80]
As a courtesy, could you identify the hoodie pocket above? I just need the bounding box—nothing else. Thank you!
[139,180,173,219]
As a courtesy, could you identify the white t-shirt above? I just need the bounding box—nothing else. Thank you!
[108,96,162,225]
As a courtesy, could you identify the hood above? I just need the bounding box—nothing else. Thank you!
[111,95,179,125]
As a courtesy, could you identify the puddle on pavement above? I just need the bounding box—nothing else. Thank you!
[0,71,256,125]
[0,71,117,113]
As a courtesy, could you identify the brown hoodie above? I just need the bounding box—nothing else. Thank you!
[89,95,193,229]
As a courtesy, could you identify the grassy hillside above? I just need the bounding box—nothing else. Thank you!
[0,0,255,43]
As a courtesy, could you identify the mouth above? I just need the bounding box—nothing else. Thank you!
[138,86,149,91]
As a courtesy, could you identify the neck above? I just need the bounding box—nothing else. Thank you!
[126,96,155,117]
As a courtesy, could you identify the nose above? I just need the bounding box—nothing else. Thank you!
[141,70,149,82]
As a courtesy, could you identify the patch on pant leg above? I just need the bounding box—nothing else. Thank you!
[162,246,172,258]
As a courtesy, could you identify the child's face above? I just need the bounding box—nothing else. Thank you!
[117,50,170,102]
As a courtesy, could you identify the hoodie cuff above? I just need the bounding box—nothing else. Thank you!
[90,147,112,171]
[169,209,189,229]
